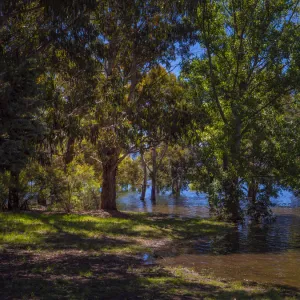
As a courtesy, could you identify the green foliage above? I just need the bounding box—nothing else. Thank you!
[117,156,143,191]
[0,0,299,220]
[182,0,300,221]
[134,66,193,145]
[30,155,100,212]
[0,172,10,210]
[0,147,101,212]
[0,57,46,172]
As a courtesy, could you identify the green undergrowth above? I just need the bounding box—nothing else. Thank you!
[0,211,298,299]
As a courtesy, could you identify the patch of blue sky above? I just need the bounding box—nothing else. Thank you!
[168,43,204,77]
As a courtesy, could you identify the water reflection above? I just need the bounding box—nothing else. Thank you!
[161,250,300,288]
[159,209,300,288]
[195,209,300,253]
[117,187,300,216]
[117,189,300,289]
[117,188,209,217]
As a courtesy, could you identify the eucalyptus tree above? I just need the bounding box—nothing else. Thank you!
[0,0,100,209]
[182,0,300,221]
[167,146,191,196]
[6,0,195,211]
[132,66,193,201]
[82,1,196,210]
[142,144,192,197]
[117,156,143,191]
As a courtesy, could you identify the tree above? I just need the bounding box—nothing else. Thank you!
[182,0,300,221]
[0,2,50,209]
[140,152,148,200]
[133,66,194,202]
[80,2,194,210]
[117,156,143,191]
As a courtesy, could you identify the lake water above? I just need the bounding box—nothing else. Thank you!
[117,188,300,216]
[117,189,210,217]
[117,188,300,289]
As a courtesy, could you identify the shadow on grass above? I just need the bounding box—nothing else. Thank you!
[1,250,299,300]
[0,212,300,299]
[0,212,231,252]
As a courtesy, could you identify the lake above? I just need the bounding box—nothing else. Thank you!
[117,188,300,289]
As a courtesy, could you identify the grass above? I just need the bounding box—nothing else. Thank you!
[0,211,299,299]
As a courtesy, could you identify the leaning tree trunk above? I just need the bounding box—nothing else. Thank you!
[100,148,119,210]
[150,147,157,203]
[8,170,20,211]
[140,154,147,201]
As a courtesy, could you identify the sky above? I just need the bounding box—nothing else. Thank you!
[170,43,204,77]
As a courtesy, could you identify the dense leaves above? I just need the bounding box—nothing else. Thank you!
[0,0,299,222]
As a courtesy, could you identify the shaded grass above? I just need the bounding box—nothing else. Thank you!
[0,212,231,252]
[0,211,299,299]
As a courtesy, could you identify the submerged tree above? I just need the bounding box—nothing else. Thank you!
[182,0,300,221]
[133,66,193,202]
[81,1,195,210]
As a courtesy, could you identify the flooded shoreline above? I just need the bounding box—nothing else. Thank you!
[118,190,300,289]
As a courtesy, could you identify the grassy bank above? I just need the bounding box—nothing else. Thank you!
[0,211,298,299]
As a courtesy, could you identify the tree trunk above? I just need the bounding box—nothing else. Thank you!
[225,177,240,222]
[150,147,157,203]
[176,178,181,197]
[223,154,240,222]
[8,170,20,211]
[171,166,178,196]
[151,175,156,203]
[172,179,180,197]
[248,179,258,204]
[140,154,147,200]
[223,111,242,222]
[156,185,160,195]
[171,166,181,197]
[248,178,259,222]
[230,114,242,222]
[64,136,75,172]
[100,148,118,210]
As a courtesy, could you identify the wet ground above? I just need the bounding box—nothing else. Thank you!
[117,189,300,289]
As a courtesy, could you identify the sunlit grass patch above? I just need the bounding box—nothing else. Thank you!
[0,211,299,300]
[139,276,182,285]
[0,232,42,245]
[100,244,150,255]
[0,213,58,247]
[79,270,93,278]
[0,211,234,252]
